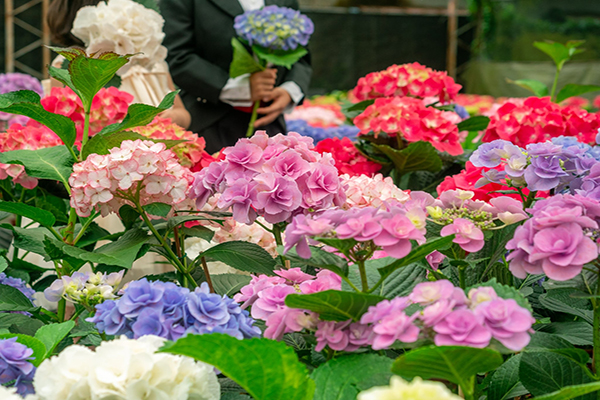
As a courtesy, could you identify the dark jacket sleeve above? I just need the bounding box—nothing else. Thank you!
[160,0,230,104]
[281,0,313,101]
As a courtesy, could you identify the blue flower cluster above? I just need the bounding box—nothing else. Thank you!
[88,279,261,341]
[234,5,314,51]
[287,119,360,143]
[0,337,36,395]
[470,135,600,193]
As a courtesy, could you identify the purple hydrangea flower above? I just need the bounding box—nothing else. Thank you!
[0,337,36,395]
[286,120,359,143]
[234,5,314,51]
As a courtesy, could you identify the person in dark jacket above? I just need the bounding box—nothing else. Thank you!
[160,0,312,153]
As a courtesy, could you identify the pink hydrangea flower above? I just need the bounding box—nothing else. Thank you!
[440,218,485,252]
[409,280,455,306]
[433,309,492,348]
[274,268,314,284]
[475,298,535,351]
[315,321,352,352]
[370,312,420,350]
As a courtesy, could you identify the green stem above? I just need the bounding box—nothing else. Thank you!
[460,376,475,400]
[459,267,467,290]
[63,208,78,244]
[81,109,91,149]
[70,306,85,321]
[200,256,215,293]
[358,261,369,292]
[523,190,537,209]
[272,223,288,268]
[246,101,260,137]
[550,66,561,102]
[593,267,600,379]
[57,298,66,323]
[72,212,98,246]
[341,275,361,292]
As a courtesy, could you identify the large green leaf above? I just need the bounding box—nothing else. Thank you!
[230,38,264,78]
[0,313,44,335]
[211,274,252,297]
[532,382,600,400]
[200,241,277,276]
[456,116,490,132]
[0,91,77,148]
[11,226,53,256]
[539,289,593,324]
[0,146,75,188]
[253,45,307,69]
[392,346,503,397]
[533,40,585,70]
[0,333,47,367]
[343,99,375,120]
[506,79,549,97]
[557,84,600,104]
[525,332,590,366]
[373,142,443,175]
[34,321,75,358]
[160,334,315,400]
[0,283,37,312]
[143,202,172,218]
[519,351,594,399]
[380,262,426,298]
[487,354,528,400]
[311,354,393,400]
[285,290,385,322]
[535,322,593,346]
[0,201,55,228]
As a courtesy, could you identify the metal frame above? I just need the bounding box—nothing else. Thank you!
[4,0,51,79]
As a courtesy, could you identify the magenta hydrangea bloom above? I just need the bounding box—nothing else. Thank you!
[433,309,492,348]
[440,218,485,252]
[409,280,455,306]
[475,298,535,351]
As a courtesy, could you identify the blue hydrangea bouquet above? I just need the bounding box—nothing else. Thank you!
[231,5,314,136]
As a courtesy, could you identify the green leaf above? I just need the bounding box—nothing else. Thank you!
[285,290,385,322]
[311,354,393,400]
[372,141,443,176]
[160,334,315,400]
[143,202,172,218]
[532,382,600,400]
[0,200,55,228]
[0,333,47,366]
[211,274,252,297]
[0,146,75,188]
[456,115,490,132]
[230,38,264,78]
[468,278,532,312]
[342,99,375,120]
[380,262,426,298]
[0,283,37,312]
[200,241,277,276]
[252,45,308,69]
[11,226,53,256]
[519,351,594,398]
[280,245,348,278]
[535,322,593,346]
[0,257,7,274]
[525,332,590,366]
[0,313,43,335]
[392,346,503,397]
[166,214,227,230]
[557,84,600,104]
[34,321,76,358]
[539,289,593,324]
[314,237,357,254]
[506,79,549,97]
[0,91,77,148]
[180,225,215,242]
[533,40,584,70]
[487,354,528,400]
[119,204,141,229]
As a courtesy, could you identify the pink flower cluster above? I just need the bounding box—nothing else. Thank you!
[313,137,382,177]
[315,281,535,352]
[352,62,462,104]
[285,100,346,128]
[129,116,215,171]
[190,131,346,225]
[454,94,495,115]
[0,123,63,189]
[234,268,341,340]
[284,197,429,259]
[354,97,463,156]
[507,194,600,281]
[69,139,194,217]
[341,173,410,209]
[482,96,600,147]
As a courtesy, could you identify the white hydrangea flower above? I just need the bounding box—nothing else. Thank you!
[0,386,39,400]
[341,173,410,209]
[357,376,461,400]
[33,336,220,400]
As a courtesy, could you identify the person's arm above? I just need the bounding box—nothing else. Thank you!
[160,0,230,104]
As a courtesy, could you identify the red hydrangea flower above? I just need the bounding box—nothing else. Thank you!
[352,62,461,103]
[354,96,463,156]
[314,137,381,177]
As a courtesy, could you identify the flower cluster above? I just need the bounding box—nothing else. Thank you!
[284,199,428,259]
[0,72,43,128]
[561,96,590,109]
[88,279,261,341]
[234,268,341,340]
[190,131,346,225]
[287,119,360,143]
[315,282,534,353]
[482,96,600,146]
[470,137,600,193]
[33,335,220,400]
[41,86,132,141]
[69,139,194,217]
[0,273,36,314]
[341,173,410,208]
[314,137,381,177]
[285,101,346,128]
[0,337,36,395]
[44,270,124,309]
[234,5,314,51]
[354,97,463,156]
[129,116,215,170]
[71,0,167,73]
[358,376,462,400]
[454,93,495,115]
[352,62,461,103]
[507,194,600,281]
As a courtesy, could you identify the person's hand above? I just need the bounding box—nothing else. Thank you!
[255,87,292,127]
[250,69,277,102]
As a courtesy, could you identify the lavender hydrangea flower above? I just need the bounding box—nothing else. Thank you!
[234,5,314,51]
[0,337,36,395]
[0,73,43,96]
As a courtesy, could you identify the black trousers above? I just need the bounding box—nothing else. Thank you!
[198,108,286,154]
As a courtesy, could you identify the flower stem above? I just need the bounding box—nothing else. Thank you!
[272,223,289,268]
[63,208,79,244]
[81,109,91,149]
[358,260,369,292]
[246,101,260,137]
[57,298,66,323]
[200,256,215,293]
[550,66,561,103]
[459,266,466,290]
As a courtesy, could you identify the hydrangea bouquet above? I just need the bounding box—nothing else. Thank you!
[230,5,314,136]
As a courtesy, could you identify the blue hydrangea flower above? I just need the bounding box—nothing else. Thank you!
[0,273,35,302]
[287,119,359,143]
[88,279,261,341]
[234,5,314,51]
[0,337,36,395]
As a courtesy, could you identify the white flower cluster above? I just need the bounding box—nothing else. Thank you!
[44,271,124,309]
[0,386,36,400]
[358,376,461,400]
[341,173,410,209]
[33,335,220,400]
[71,0,167,74]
